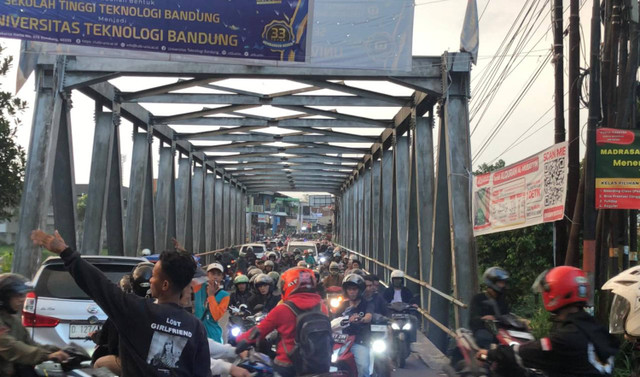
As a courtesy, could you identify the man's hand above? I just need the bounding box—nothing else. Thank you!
[48,350,70,362]
[207,280,219,296]
[230,365,252,377]
[349,313,361,323]
[31,230,68,254]
[481,315,496,321]
[476,349,488,361]
[172,238,187,252]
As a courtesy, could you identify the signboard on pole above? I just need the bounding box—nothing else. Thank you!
[0,0,309,62]
[472,142,568,236]
[595,128,640,209]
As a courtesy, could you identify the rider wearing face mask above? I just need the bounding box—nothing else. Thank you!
[469,267,510,349]
[323,262,344,288]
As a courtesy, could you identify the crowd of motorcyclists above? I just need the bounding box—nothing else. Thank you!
[0,229,638,376]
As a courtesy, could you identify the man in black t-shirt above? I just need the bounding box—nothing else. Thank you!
[469,267,510,349]
[335,274,373,377]
[32,230,211,377]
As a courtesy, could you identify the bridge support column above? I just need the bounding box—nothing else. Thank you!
[14,63,65,277]
[229,183,237,246]
[395,134,410,272]
[155,144,176,252]
[105,105,124,256]
[52,102,78,252]
[83,110,116,255]
[140,137,155,252]
[124,130,152,256]
[371,159,382,277]
[176,154,193,251]
[442,52,477,327]
[363,169,372,271]
[381,148,394,281]
[223,179,231,247]
[214,177,224,249]
[192,163,206,253]
[204,171,216,251]
[428,115,453,352]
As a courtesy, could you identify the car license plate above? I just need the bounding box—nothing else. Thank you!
[371,324,386,332]
[69,324,101,339]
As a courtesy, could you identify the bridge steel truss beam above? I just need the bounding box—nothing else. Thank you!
[337,52,474,341]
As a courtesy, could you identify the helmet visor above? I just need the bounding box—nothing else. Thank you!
[532,269,550,294]
[609,294,630,335]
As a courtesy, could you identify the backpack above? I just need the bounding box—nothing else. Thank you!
[283,301,333,375]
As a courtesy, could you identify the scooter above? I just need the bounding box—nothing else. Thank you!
[369,315,392,377]
[444,314,536,377]
[388,302,418,368]
[228,304,255,345]
[331,316,358,377]
[35,343,117,377]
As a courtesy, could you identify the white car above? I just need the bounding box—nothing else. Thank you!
[239,243,267,259]
[287,241,318,257]
[24,255,147,354]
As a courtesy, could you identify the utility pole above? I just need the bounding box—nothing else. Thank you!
[553,0,566,265]
[566,0,580,262]
[583,0,600,299]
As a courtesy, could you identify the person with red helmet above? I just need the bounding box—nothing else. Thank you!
[235,267,328,377]
[478,266,619,377]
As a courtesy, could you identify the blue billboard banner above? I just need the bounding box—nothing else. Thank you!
[0,0,308,62]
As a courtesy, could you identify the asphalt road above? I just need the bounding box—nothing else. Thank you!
[391,353,445,377]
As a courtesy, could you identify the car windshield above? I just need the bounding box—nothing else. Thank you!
[292,246,315,254]
[35,264,136,300]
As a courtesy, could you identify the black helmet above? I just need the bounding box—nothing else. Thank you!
[342,274,365,299]
[0,274,32,313]
[131,262,154,297]
[483,267,509,293]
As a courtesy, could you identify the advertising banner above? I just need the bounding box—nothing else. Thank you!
[472,142,568,236]
[0,0,308,62]
[595,128,640,209]
[14,0,414,73]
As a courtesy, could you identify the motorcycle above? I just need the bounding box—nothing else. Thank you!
[35,343,117,377]
[330,316,358,377]
[369,315,392,377]
[387,302,418,368]
[444,314,537,377]
[227,304,256,345]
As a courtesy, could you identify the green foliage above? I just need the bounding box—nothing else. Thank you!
[528,307,552,339]
[77,193,88,222]
[0,44,26,221]
[613,340,639,377]
[474,159,554,318]
[0,245,53,273]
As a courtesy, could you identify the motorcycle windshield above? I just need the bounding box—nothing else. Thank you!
[609,294,630,335]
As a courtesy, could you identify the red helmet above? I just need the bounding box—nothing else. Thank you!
[279,267,316,300]
[533,266,589,312]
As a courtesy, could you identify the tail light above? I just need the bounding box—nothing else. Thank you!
[21,292,59,328]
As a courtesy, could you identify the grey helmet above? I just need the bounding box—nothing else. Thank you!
[483,267,509,293]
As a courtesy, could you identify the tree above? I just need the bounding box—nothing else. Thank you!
[0,44,26,221]
[474,160,554,315]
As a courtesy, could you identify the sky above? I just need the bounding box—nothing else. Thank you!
[0,0,594,199]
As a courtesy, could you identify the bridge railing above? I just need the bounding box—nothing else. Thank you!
[195,246,241,266]
[334,243,465,338]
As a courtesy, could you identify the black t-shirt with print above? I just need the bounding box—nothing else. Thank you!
[60,248,211,377]
[336,299,374,344]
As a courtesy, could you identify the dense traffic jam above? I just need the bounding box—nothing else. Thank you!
[0,230,630,377]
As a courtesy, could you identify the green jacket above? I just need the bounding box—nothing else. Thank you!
[0,310,55,376]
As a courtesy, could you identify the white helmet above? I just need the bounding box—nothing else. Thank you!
[141,248,152,256]
[206,263,224,273]
[602,266,640,336]
[391,270,405,279]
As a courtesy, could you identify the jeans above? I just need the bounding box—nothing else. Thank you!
[351,343,371,377]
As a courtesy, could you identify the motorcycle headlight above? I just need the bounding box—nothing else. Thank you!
[372,339,386,354]
[391,322,400,330]
[320,257,327,263]
[231,326,241,337]
[402,323,412,330]
[331,349,339,363]
[330,297,342,308]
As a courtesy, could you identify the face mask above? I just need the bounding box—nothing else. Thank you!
[330,270,339,276]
